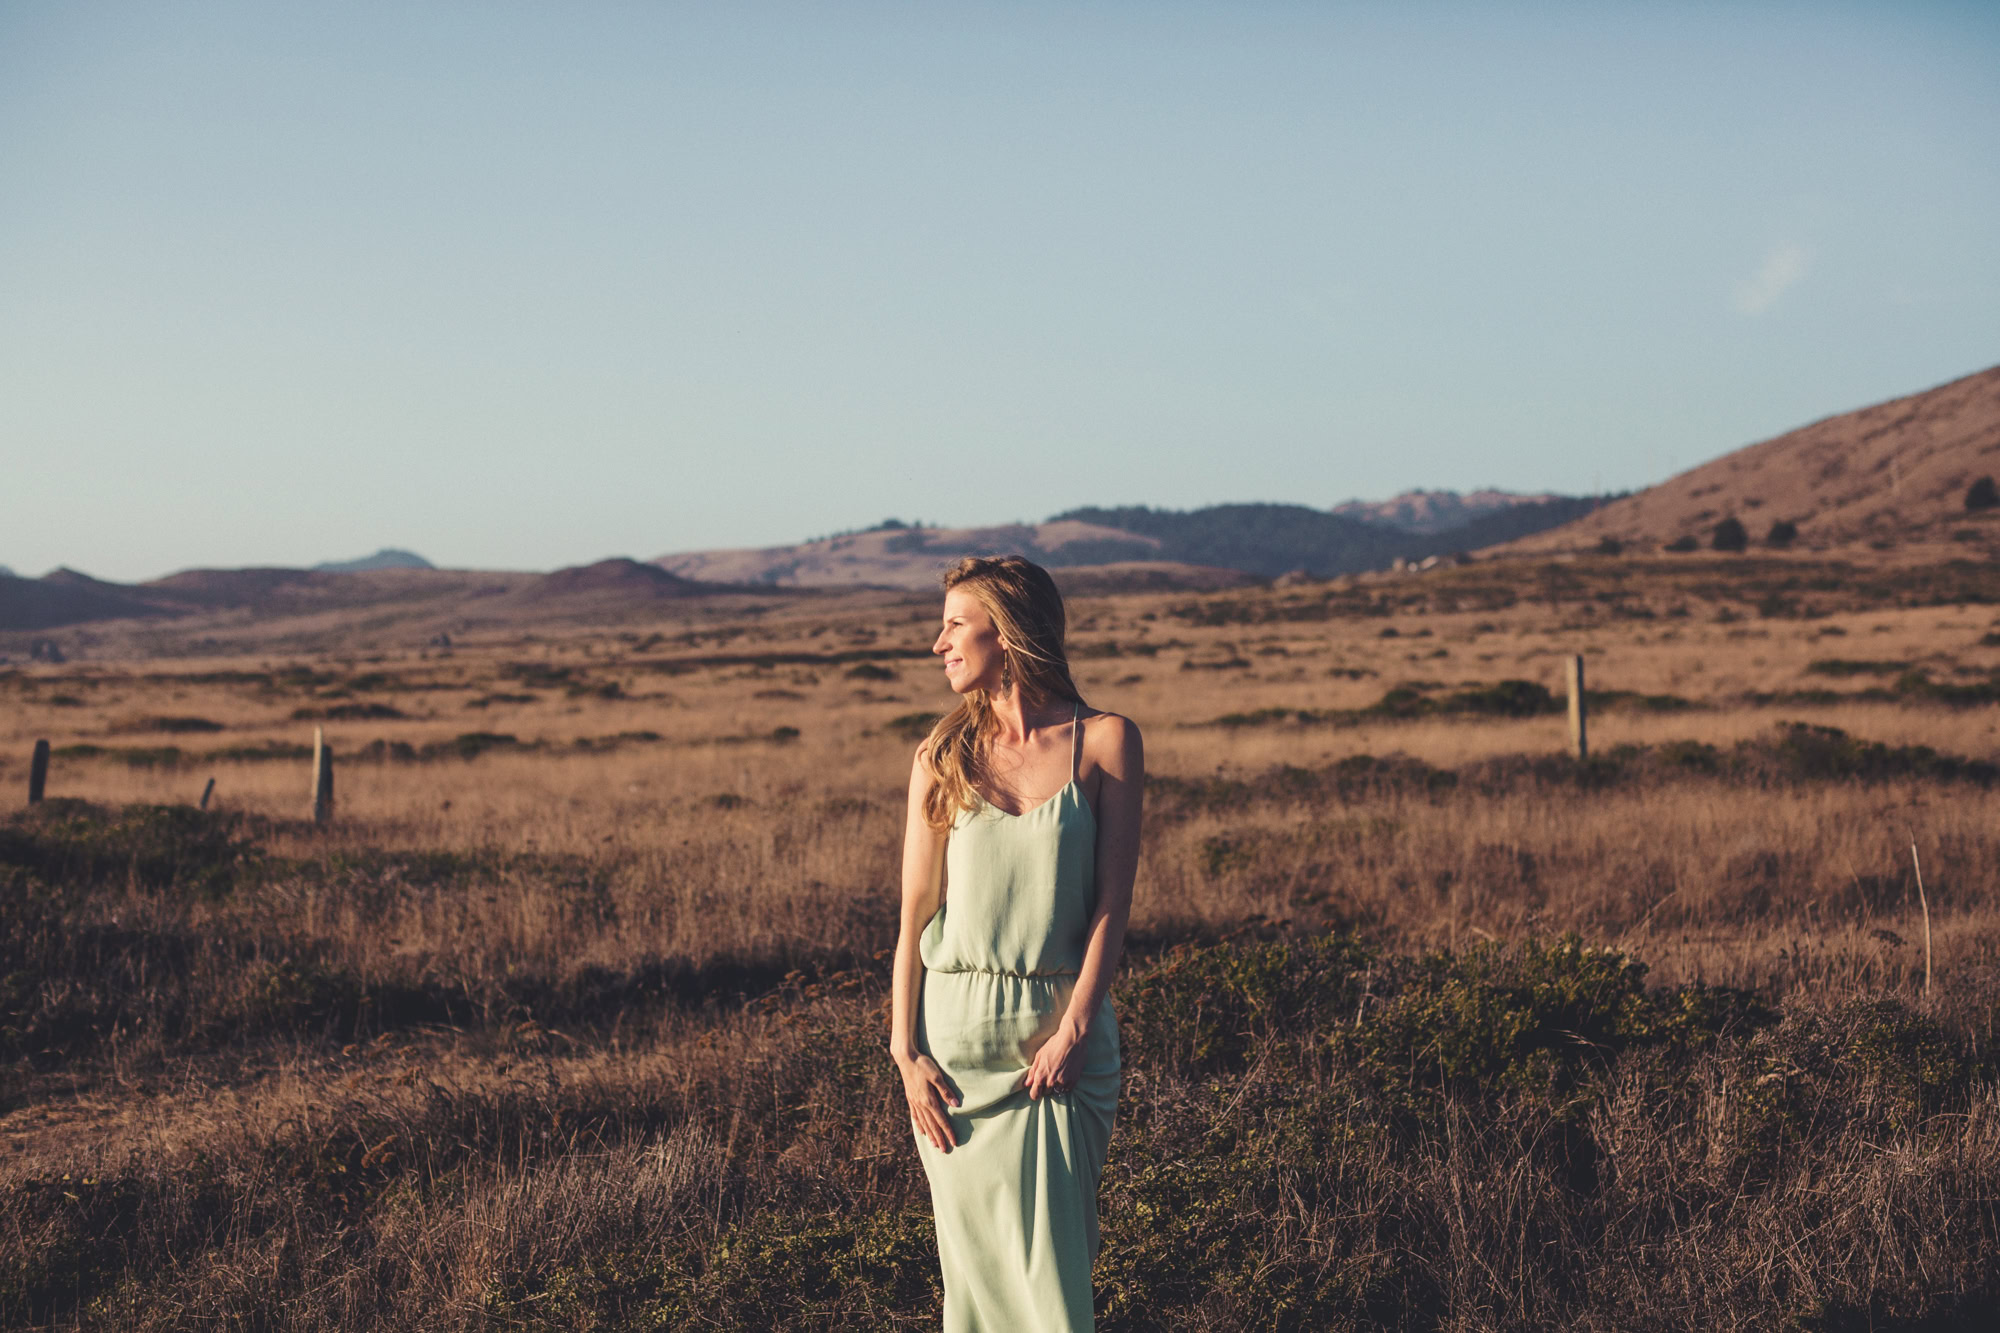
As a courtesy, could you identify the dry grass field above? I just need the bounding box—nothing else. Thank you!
[5,550,2000,1330]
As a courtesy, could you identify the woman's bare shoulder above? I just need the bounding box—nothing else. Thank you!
[1080,708,1144,772]
[908,740,938,793]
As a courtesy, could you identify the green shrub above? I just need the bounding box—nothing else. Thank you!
[1586,688,1699,713]
[502,663,575,688]
[1118,932,1373,1076]
[1212,706,1298,728]
[1446,679,1559,717]
[1804,658,1910,677]
[1337,935,1765,1110]
[886,711,941,741]
[1361,679,1558,722]
[52,744,185,769]
[1721,998,1979,1182]
[292,702,406,721]
[1762,722,1999,784]
[431,732,523,760]
[1893,669,2000,707]
[131,716,225,734]
[488,1210,939,1330]
[0,801,255,898]
[206,741,314,762]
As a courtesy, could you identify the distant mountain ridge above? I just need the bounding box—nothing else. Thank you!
[314,548,434,572]
[1332,488,1564,534]
[656,494,1607,589]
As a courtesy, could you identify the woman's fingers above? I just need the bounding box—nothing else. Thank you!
[909,1083,956,1149]
[911,1099,945,1150]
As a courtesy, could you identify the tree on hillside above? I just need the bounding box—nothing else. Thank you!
[1967,476,1999,512]
[1766,519,1799,549]
[1665,534,1698,553]
[1711,516,1749,552]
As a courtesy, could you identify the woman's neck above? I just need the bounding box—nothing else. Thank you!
[984,687,1068,746]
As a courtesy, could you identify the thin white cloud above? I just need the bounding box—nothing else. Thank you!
[1732,244,1812,315]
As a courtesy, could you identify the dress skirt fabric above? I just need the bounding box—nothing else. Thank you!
[916,972,1119,1331]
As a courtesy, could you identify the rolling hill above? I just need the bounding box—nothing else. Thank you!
[1508,363,2000,554]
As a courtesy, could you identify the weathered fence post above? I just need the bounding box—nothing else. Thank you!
[28,739,50,804]
[199,777,216,811]
[1565,655,1588,761]
[311,728,334,825]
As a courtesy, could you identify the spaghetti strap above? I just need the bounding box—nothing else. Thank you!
[1070,701,1083,784]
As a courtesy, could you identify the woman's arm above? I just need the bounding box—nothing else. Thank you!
[1023,712,1144,1100]
[891,746,960,1150]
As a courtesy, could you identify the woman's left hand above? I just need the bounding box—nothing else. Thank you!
[1022,1017,1087,1099]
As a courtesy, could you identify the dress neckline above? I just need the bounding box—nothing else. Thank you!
[975,776,1078,821]
[968,701,1086,822]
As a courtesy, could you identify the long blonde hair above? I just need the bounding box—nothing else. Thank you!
[920,555,1083,831]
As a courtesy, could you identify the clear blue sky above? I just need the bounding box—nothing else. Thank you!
[3,1,1996,580]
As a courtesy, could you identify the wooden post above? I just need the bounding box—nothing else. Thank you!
[199,777,216,811]
[1565,655,1588,761]
[311,728,334,825]
[28,739,50,804]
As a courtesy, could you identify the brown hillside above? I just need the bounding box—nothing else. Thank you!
[0,568,165,632]
[1507,364,2000,553]
[504,559,726,608]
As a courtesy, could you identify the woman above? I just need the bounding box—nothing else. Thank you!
[889,555,1144,1331]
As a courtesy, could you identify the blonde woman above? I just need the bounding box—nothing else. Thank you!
[890,555,1145,1331]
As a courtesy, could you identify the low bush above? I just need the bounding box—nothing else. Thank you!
[126,716,225,734]
[292,702,407,720]
[0,800,255,899]
[1805,658,1910,677]
[886,711,941,741]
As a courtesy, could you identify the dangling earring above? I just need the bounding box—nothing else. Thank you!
[999,658,1014,692]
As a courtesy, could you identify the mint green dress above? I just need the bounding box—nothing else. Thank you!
[915,706,1121,1332]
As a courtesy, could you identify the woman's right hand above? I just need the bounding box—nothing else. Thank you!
[897,1052,960,1152]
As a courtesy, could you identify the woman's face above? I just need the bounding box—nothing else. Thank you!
[934,587,1007,695]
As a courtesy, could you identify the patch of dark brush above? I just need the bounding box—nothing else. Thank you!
[1150,724,1999,823]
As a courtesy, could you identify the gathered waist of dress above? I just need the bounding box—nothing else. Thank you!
[926,965,1080,980]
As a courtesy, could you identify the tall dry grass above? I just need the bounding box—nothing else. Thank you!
[3,573,1999,1328]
